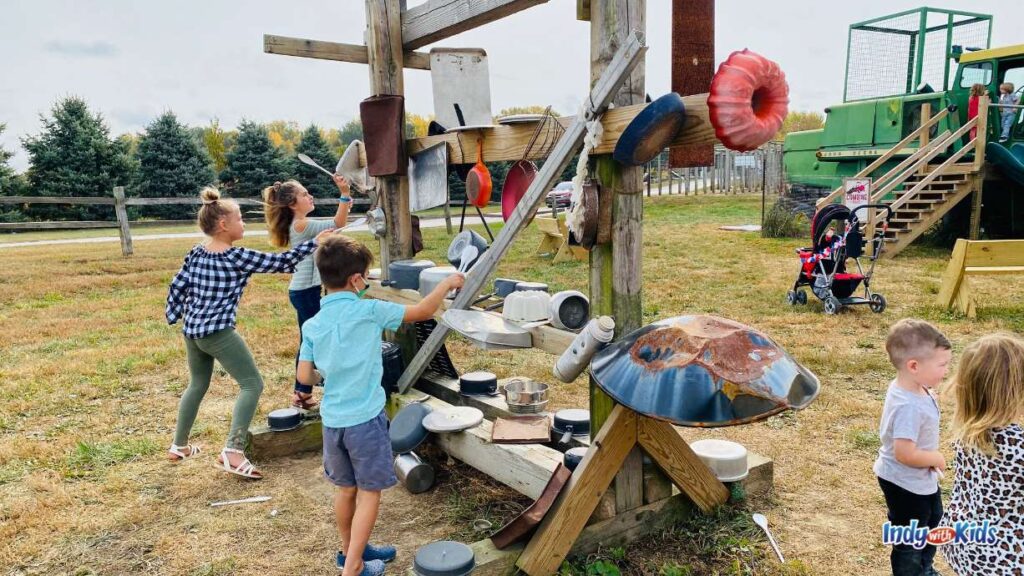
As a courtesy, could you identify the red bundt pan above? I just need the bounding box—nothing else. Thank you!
[708,49,789,152]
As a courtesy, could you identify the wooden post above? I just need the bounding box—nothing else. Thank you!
[112,186,133,257]
[589,0,645,516]
[366,0,412,272]
[919,102,931,176]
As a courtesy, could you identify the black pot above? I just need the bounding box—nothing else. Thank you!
[268,407,302,431]
[494,278,522,298]
[552,408,590,444]
[383,259,435,290]
[459,371,498,396]
[563,447,588,471]
[381,341,404,394]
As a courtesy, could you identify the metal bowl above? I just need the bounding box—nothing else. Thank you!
[503,378,549,405]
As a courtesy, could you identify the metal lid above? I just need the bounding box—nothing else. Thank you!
[590,315,820,427]
[423,407,484,433]
[414,541,475,576]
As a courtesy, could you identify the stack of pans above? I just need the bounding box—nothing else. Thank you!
[503,378,548,414]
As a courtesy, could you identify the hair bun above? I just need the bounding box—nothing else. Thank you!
[200,186,221,204]
[273,181,283,191]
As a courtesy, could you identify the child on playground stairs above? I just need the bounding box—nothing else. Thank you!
[968,83,988,141]
[874,319,952,576]
[940,333,1024,576]
[262,175,352,411]
[296,234,464,576]
[998,82,1019,142]
[165,187,332,480]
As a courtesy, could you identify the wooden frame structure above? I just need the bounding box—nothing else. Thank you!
[936,239,1024,318]
[263,2,774,573]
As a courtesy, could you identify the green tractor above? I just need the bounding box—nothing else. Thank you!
[783,8,1023,250]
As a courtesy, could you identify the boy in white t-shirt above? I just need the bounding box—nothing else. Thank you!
[874,319,952,576]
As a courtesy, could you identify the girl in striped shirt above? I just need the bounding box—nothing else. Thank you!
[165,186,332,479]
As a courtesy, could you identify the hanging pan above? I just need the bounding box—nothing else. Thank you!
[500,107,552,221]
[465,137,492,208]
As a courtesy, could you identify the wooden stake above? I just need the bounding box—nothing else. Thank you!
[112,186,133,257]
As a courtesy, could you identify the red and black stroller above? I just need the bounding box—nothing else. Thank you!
[787,203,894,315]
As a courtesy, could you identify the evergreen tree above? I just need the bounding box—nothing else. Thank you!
[219,120,286,198]
[21,97,135,220]
[0,123,15,191]
[292,125,338,202]
[0,123,29,222]
[339,119,363,145]
[136,112,216,219]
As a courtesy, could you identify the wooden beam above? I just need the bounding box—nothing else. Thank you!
[517,404,637,575]
[392,392,562,499]
[401,0,549,50]
[637,416,729,512]
[263,34,431,70]
[246,418,323,461]
[406,94,714,163]
[396,32,647,394]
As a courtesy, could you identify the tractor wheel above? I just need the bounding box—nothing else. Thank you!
[870,293,887,314]
[824,296,841,315]
[796,290,808,305]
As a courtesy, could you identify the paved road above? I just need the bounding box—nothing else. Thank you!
[0,215,504,250]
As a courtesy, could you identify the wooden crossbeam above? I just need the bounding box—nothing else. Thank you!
[263,34,431,70]
[396,31,647,394]
[401,0,549,50]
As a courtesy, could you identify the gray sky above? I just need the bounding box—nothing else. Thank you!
[2,1,1022,171]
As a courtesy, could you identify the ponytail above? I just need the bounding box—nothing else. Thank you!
[262,180,303,247]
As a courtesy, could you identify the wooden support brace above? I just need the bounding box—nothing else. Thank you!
[637,416,729,512]
[396,31,647,394]
[263,34,430,70]
[401,0,549,50]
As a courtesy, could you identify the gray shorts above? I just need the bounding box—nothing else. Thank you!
[322,410,398,491]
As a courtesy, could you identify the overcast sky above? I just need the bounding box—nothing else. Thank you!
[2,1,1022,171]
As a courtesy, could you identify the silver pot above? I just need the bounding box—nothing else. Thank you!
[394,452,435,494]
[503,378,549,413]
[418,266,459,298]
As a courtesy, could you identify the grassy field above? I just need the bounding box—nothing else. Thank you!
[1,194,1022,575]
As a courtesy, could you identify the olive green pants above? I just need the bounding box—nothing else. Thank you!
[174,329,264,450]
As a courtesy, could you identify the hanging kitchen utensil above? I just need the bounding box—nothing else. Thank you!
[612,92,687,166]
[589,315,821,427]
[465,137,492,208]
[390,402,433,454]
[409,142,449,213]
[360,94,407,177]
[501,160,537,222]
[490,464,572,550]
[491,415,551,444]
[422,406,484,433]
[336,140,372,194]
[496,114,548,125]
[296,153,335,179]
[552,409,590,444]
[430,48,495,131]
[570,179,600,249]
[447,230,488,269]
[441,309,532,350]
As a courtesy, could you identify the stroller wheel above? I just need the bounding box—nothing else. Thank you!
[786,290,797,305]
[870,293,887,314]
[796,290,808,305]
[823,296,841,315]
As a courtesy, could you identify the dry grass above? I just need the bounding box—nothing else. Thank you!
[1,194,1022,575]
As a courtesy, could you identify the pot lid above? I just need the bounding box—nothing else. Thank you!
[414,540,475,576]
[422,407,484,433]
[460,371,497,383]
[442,309,533,350]
[589,315,820,427]
[268,408,302,431]
[390,403,433,453]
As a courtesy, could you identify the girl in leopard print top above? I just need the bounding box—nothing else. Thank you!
[941,333,1024,576]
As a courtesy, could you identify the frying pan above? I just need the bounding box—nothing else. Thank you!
[465,138,492,208]
[501,160,537,221]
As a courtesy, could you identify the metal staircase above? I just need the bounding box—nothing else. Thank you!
[815,103,987,257]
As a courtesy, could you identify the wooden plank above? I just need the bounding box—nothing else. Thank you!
[406,94,714,164]
[637,416,729,512]
[246,418,323,461]
[964,265,1024,274]
[392,392,562,499]
[365,281,576,356]
[0,221,119,231]
[263,34,430,70]
[974,96,989,171]
[615,448,644,512]
[517,404,638,576]
[963,240,1024,268]
[401,0,548,50]
[396,31,647,394]
[0,196,115,205]
[936,239,968,309]
[112,186,133,257]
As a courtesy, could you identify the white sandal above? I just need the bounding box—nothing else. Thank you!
[168,443,202,461]
[217,448,263,480]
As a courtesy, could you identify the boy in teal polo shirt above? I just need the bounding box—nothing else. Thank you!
[297,234,463,576]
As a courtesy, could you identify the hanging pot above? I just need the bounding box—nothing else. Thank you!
[552,408,590,444]
[465,138,493,208]
[501,160,537,221]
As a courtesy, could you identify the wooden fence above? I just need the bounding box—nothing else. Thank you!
[644,141,785,196]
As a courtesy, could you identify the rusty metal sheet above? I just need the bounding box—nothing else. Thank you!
[670,0,714,168]
[589,315,820,427]
[490,463,572,549]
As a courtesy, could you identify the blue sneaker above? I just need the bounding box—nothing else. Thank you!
[336,544,397,566]
[335,557,385,575]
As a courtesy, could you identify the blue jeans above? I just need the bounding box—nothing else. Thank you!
[1000,113,1015,140]
[289,285,322,393]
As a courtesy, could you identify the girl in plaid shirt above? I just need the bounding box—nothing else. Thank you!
[165,187,332,479]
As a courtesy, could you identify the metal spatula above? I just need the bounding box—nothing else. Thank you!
[297,153,335,178]
[752,513,784,562]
